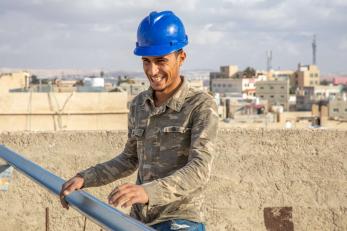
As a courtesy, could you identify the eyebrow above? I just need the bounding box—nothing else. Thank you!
[142,57,169,62]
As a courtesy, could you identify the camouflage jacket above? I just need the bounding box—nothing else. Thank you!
[78,77,219,225]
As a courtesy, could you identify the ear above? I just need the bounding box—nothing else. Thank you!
[178,51,186,66]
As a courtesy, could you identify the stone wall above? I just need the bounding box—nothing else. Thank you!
[0,129,346,230]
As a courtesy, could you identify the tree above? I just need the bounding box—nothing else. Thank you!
[243,67,256,78]
[320,79,331,86]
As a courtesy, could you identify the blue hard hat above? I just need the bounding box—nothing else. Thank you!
[134,11,188,56]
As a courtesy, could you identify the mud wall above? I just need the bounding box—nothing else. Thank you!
[0,129,346,231]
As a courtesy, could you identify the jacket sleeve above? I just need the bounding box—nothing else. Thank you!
[78,103,138,187]
[142,97,219,208]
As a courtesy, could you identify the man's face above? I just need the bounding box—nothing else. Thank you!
[142,51,186,94]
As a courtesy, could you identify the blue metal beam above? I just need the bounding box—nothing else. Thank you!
[0,145,155,231]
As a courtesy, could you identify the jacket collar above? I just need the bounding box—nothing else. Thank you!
[142,76,190,112]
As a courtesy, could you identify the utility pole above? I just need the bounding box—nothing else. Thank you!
[266,50,272,72]
[312,34,317,65]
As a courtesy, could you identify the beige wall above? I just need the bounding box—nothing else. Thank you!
[0,72,30,93]
[0,92,128,131]
[329,97,347,120]
[220,65,238,77]
[256,79,290,111]
[297,65,320,89]
[0,129,346,231]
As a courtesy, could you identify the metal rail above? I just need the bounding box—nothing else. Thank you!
[0,145,154,231]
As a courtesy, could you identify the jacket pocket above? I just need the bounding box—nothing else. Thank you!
[159,126,191,152]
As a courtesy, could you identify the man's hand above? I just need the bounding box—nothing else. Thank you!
[108,183,149,208]
[59,175,85,209]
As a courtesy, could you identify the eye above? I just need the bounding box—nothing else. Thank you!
[142,59,150,64]
[157,59,167,64]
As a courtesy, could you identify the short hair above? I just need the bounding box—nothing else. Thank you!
[175,49,183,57]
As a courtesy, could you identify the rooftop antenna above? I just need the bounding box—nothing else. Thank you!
[312,34,317,65]
[266,50,272,71]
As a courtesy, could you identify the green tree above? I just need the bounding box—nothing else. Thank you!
[243,67,256,78]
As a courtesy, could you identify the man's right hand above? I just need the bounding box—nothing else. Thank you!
[59,175,85,209]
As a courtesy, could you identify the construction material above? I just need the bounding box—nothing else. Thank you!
[0,145,154,231]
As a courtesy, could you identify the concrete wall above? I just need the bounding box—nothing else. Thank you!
[0,129,346,231]
[256,79,290,111]
[0,92,128,131]
[0,72,30,93]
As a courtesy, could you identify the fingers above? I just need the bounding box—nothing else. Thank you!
[59,178,81,209]
[108,184,142,208]
[60,194,69,210]
[109,187,136,205]
[108,183,149,209]
[60,181,72,209]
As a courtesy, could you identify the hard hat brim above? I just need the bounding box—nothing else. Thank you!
[133,42,187,57]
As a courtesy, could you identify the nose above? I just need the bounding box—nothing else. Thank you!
[147,63,159,76]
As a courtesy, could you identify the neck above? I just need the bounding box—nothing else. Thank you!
[154,76,182,107]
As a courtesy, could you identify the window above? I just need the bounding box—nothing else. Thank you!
[281,86,284,89]
[270,95,274,98]
[260,95,264,98]
[228,84,232,87]
[222,84,226,88]
[333,108,339,112]
[315,73,318,77]
[217,84,221,87]
[270,86,274,89]
[310,81,314,85]
[260,86,264,89]
[310,73,314,77]
[345,108,347,112]
[281,95,284,98]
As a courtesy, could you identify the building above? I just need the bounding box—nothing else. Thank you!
[295,64,320,89]
[296,85,343,111]
[256,79,290,111]
[329,95,347,120]
[267,70,296,93]
[188,79,204,91]
[220,65,238,77]
[0,71,30,93]
[118,79,149,96]
[211,78,257,99]
[209,65,239,90]
[332,77,347,86]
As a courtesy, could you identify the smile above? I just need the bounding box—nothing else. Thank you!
[151,76,165,83]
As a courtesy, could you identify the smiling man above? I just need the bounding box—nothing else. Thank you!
[60,11,218,231]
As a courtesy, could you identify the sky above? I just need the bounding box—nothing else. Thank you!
[1,0,347,75]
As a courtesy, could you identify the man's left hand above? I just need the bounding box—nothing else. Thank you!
[108,183,149,208]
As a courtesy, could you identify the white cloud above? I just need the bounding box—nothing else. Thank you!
[192,24,225,45]
[0,0,346,73]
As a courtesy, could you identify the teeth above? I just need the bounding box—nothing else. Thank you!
[152,77,163,82]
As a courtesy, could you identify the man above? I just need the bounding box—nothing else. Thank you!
[60,11,218,231]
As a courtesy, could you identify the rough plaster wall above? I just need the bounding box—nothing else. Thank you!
[0,129,346,231]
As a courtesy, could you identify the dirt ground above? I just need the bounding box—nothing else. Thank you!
[0,129,346,231]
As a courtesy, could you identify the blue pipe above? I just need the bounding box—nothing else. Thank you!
[0,145,155,231]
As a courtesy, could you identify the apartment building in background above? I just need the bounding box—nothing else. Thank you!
[329,94,347,120]
[296,85,343,111]
[256,79,290,111]
[295,64,320,89]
